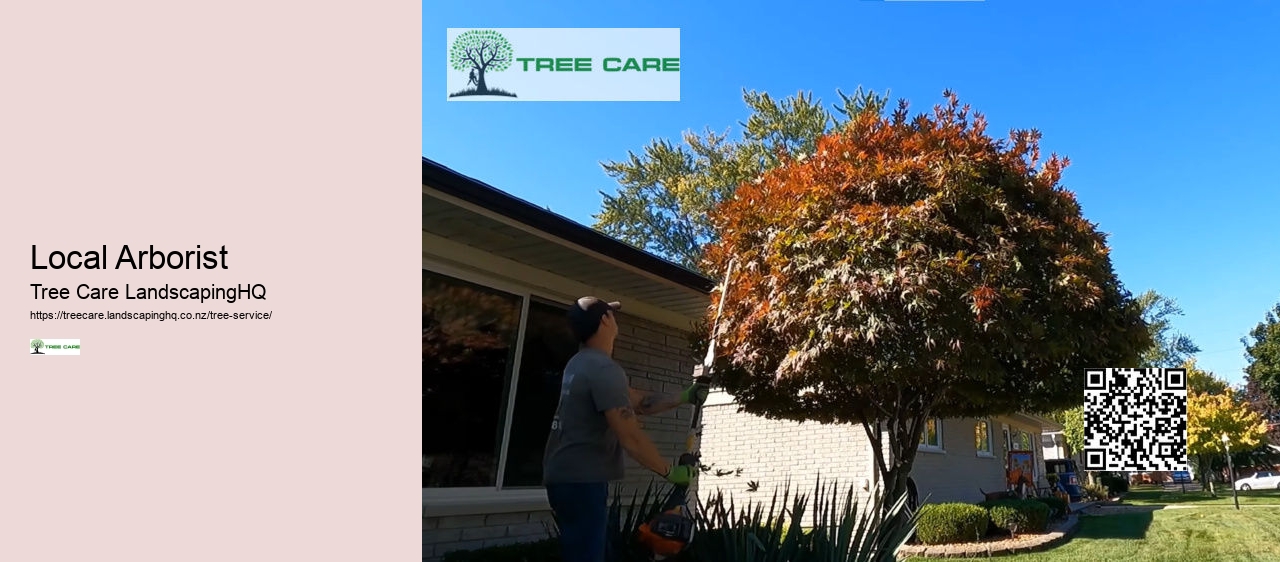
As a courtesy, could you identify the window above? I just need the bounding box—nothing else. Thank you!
[975,420,993,457]
[422,269,578,489]
[919,418,943,450]
[501,298,579,487]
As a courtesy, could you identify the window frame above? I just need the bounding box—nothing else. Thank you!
[975,419,994,458]
[918,417,945,453]
[423,259,572,499]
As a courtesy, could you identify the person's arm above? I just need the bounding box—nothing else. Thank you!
[604,406,671,477]
[628,388,685,416]
[593,364,669,477]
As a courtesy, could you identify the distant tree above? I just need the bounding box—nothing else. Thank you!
[594,87,889,272]
[1046,289,1200,466]
[1047,406,1084,458]
[1186,361,1268,494]
[1240,376,1280,443]
[1135,290,1201,368]
[698,91,1150,511]
[1186,357,1229,396]
[1243,299,1280,404]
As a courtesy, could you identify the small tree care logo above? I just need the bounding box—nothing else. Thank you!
[29,338,80,355]
[449,30,516,98]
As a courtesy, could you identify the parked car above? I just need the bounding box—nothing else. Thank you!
[1045,459,1083,501]
[1172,470,1193,483]
[1234,471,1280,490]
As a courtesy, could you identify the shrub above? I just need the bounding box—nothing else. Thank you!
[1100,474,1129,494]
[1015,500,1051,532]
[440,538,560,562]
[915,503,990,545]
[985,504,1027,535]
[1083,482,1110,501]
[1032,496,1069,520]
[979,500,1051,534]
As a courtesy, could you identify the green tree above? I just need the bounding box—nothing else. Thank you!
[1243,299,1280,404]
[1135,289,1201,368]
[448,30,514,96]
[30,339,44,354]
[593,87,889,272]
[1048,406,1084,458]
[1186,360,1268,494]
[1045,289,1200,466]
[1186,357,1228,396]
[699,91,1150,510]
[1240,375,1280,443]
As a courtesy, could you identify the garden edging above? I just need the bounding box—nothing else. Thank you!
[896,506,1089,559]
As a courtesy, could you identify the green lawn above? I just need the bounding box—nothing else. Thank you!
[1122,485,1280,506]
[902,486,1280,562]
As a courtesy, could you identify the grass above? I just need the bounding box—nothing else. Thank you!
[900,485,1280,561]
[1123,485,1280,506]
[448,86,517,98]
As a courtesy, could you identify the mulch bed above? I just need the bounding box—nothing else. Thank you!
[896,515,1080,559]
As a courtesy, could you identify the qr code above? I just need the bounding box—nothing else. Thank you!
[1083,368,1189,472]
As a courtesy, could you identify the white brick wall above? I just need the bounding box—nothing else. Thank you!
[423,312,698,560]
[423,510,558,560]
[697,398,878,527]
[700,404,1051,517]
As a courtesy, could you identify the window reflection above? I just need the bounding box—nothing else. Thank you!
[422,269,521,488]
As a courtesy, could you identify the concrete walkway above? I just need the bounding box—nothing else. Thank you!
[1070,500,1099,512]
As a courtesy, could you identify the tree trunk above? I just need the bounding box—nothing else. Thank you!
[862,413,926,518]
[476,67,487,92]
[1199,455,1216,497]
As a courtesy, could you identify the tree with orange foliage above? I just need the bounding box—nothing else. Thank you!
[699,91,1150,511]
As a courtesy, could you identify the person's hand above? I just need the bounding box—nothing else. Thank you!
[680,381,710,406]
[665,464,698,486]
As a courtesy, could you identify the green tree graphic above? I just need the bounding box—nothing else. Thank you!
[448,30,516,98]
[30,339,45,354]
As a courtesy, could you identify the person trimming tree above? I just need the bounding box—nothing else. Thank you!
[542,297,708,562]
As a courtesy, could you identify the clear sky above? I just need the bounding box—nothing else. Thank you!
[425,1,1280,387]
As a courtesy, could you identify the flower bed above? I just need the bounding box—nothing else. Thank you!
[896,513,1081,559]
[896,496,1079,558]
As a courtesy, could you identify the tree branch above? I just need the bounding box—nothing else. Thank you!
[463,46,482,72]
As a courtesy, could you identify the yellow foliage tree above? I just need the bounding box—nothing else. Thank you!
[1186,359,1268,493]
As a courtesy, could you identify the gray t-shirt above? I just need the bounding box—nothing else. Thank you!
[542,347,632,484]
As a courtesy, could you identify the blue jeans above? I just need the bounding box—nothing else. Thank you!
[546,482,608,562]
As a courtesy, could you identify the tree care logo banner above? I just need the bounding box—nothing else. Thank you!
[446,28,680,102]
[30,339,81,355]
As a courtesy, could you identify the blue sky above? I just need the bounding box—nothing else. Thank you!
[425,1,1280,387]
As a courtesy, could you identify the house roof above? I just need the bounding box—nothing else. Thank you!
[423,157,714,327]
[423,157,713,293]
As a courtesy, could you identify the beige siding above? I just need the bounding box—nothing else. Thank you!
[909,418,1007,505]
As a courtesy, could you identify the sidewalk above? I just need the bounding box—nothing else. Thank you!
[1070,499,1099,512]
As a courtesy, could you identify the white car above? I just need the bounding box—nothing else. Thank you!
[1234,471,1280,490]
